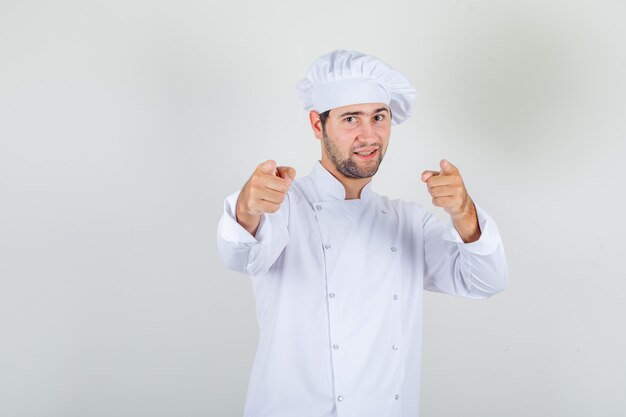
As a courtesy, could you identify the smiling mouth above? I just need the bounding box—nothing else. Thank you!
[353,149,378,160]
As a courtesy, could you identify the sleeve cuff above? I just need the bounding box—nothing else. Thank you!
[441,202,501,255]
[218,190,273,245]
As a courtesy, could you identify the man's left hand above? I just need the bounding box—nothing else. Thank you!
[421,159,481,243]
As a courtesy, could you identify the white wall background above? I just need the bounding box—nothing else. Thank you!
[1,0,625,416]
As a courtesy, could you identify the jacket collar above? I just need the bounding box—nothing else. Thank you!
[309,160,374,201]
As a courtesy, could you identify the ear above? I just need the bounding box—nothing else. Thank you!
[309,110,323,141]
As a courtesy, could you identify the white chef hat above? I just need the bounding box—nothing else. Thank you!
[296,49,417,125]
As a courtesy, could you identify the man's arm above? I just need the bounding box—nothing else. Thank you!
[421,159,508,298]
[422,204,509,298]
[216,160,295,276]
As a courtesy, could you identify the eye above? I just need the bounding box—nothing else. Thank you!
[373,114,386,122]
[343,116,357,123]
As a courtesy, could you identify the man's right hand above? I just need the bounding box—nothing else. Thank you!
[235,160,296,236]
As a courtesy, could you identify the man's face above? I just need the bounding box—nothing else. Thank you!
[319,103,392,179]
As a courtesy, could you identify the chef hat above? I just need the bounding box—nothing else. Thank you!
[296,49,417,125]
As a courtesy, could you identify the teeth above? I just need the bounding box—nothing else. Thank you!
[356,150,375,155]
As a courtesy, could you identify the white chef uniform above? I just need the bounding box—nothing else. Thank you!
[216,160,509,417]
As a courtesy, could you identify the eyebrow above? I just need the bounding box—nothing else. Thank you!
[337,107,390,118]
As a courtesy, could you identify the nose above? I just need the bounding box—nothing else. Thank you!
[357,120,377,142]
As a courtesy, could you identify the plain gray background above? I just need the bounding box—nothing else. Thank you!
[1,0,625,416]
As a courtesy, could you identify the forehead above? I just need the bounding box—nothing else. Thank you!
[329,102,390,117]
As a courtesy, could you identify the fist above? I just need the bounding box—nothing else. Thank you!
[421,159,473,217]
[237,160,296,216]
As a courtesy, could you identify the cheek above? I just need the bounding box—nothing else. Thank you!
[325,135,351,156]
[376,124,391,135]
[333,133,355,150]
[377,128,391,146]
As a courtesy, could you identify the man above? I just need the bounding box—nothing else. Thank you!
[217,49,508,417]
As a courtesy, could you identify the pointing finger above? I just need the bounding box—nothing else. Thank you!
[277,166,296,182]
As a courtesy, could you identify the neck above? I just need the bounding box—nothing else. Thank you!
[319,159,372,200]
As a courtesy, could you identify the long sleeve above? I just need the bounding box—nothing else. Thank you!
[422,202,509,299]
[216,189,290,276]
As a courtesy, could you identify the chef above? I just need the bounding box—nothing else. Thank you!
[217,49,509,417]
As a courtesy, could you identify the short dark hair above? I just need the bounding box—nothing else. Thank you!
[319,110,331,134]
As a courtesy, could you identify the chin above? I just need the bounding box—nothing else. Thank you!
[341,159,383,179]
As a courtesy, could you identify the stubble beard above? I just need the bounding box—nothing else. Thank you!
[322,129,384,179]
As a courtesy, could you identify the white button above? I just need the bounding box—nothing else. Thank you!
[332,344,339,350]
[324,244,331,249]
[337,396,344,402]
[392,345,398,350]
[329,293,335,298]
[393,294,398,300]
[395,394,400,400]
[316,205,322,210]
[391,246,397,252]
